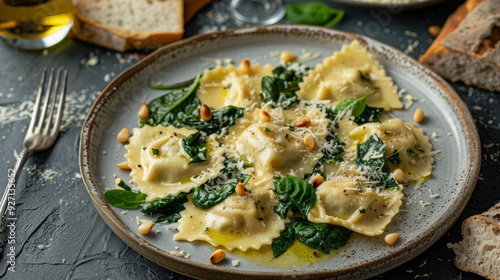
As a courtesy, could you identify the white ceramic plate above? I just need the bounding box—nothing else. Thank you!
[79,25,480,280]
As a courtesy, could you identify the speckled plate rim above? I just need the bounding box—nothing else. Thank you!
[329,0,449,10]
[79,25,480,280]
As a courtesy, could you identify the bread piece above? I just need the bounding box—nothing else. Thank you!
[448,203,500,280]
[419,0,500,92]
[71,0,183,52]
[184,0,212,22]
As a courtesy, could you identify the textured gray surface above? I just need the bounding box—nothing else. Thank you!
[0,0,498,279]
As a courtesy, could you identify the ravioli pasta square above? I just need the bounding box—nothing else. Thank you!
[108,41,437,264]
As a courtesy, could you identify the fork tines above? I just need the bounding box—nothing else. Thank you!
[29,67,68,137]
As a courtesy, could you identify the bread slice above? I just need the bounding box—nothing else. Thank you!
[419,0,500,92]
[448,203,500,280]
[71,0,183,51]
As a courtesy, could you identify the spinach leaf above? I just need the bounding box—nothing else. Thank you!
[192,183,237,209]
[141,193,188,215]
[182,132,207,164]
[273,176,317,219]
[148,79,195,90]
[260,76,300,109]
[144,74,245,135]
[388,150,401,164]
[104,189,147,209]
[329,226,353,249]
[155,212,182,224]
[333,93,375,119]
[117,180,131,191]
[272,225,295,258]
[182,105,246,135]
[356,134,399,189]
[322,131,345,163]
[354,106,384,125]
[272,63,310,88]
[407,149,418,156]
[285,2,344,27]
[293,220,351,254]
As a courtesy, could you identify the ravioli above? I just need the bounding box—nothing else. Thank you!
[113,43,438,257]
[174,187,285,251]
[197,61,274,109]
[308,177,403,236]
[125,125,225,201]
[348,119,434,183]
[222,104,329,179]
[297,40,402,111]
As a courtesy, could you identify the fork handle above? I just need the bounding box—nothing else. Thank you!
[0,148,31,252]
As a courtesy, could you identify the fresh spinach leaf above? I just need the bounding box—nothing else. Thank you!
[356,134,399,189]
[285,2,344,27]
[155,212,182,224]
[388,150,401,164]
[141,193,188,215]
[182,132,207,164]
[117,180,131,191]
[148,79,195,90]
[273,176,317,219]
[293,220,351,254]
[104,189,147,209]
[354,106,384,125]
[183,105,246,135]
[260,76,300,109]
[272,225,295,258]
[333,93,375,119]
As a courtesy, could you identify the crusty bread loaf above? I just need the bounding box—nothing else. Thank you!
[449,203,500,280]
[71,0,184,51]
[419,0,500,92]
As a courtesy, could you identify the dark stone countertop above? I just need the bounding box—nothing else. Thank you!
[0,0,498,279]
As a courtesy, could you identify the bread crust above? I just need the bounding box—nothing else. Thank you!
[71,0,184,51]
[184,0,213,22]
[452,204,500,280]
[419,0,500,92]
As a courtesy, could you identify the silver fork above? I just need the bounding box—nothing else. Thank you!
[0,68,67,251]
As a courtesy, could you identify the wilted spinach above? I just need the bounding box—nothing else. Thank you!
[293,220,351,254]
[388,150,401,164]
[272,225,295,258]
[182,132,207,164]
[141,193,188,215]
[273,176,317,219]
[192,183,237,209]
[356,134,399,189]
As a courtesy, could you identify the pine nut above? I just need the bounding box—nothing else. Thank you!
[384,232,399,245]
[210,249,226,264]
[280,51,297,64]
[312,174,324,188]
[238,59,251,76]
[137,103,150,120]
[259,110,271,122]
[304,135,316,150]
[428,25,441,37]
[235,183,246,196]
[116,161,131,170]
[117,127,130,143]
[115,178,124,189]
[295,117,310,127]
[200,105,212,121]
[168,251,184,257]
[393,168,405,183]
[138,220,153,235]
[413,108,424,123]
